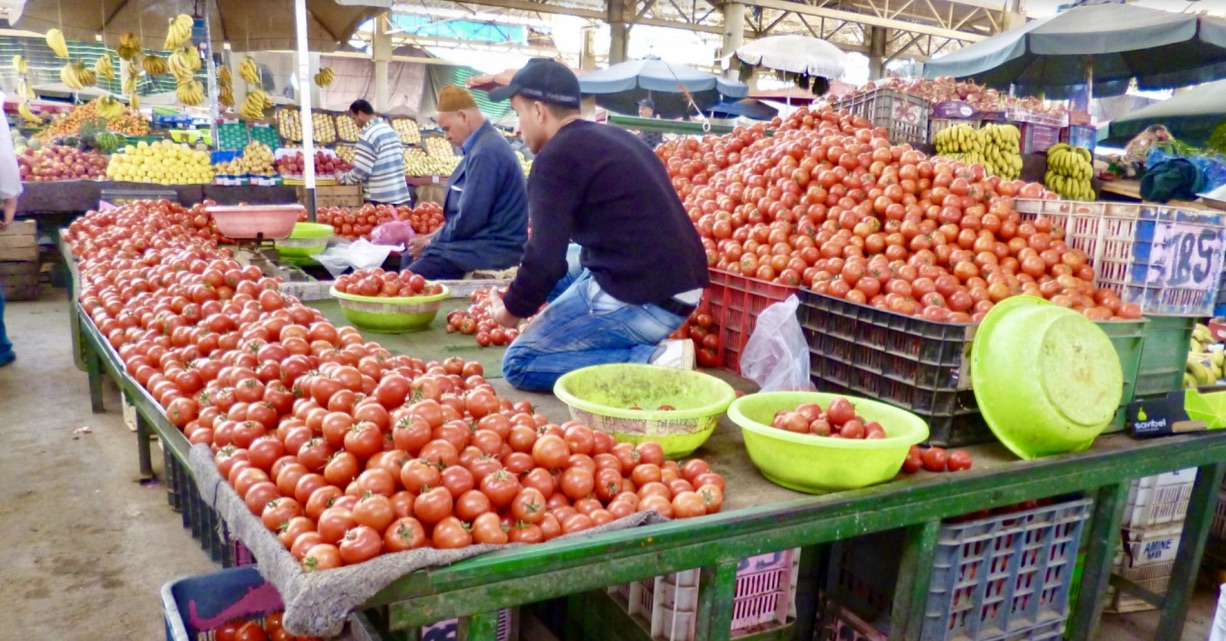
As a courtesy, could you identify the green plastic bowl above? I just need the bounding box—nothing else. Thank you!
[329,285,449,334]
[553,364,737,458]
[970,296,1122,460]
[727,391,929,494]
[277,223,335,259]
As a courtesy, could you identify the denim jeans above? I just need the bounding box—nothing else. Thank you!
[501,247,686,392]
[0,287,11,359]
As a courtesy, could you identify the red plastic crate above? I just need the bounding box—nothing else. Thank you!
[1022,123,1062,154]
[705,269,798,374]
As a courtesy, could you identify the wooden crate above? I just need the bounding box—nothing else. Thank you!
[0,220,37,262]
[0,259,40,300]
[298,184,364,209]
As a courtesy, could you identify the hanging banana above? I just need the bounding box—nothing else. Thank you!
[17,102,41,124]
[142,55,168,77]
[176,78,204,107]
[217,64,232,85]
[60,62,83,90]
[46,29,69,58]
[313,67,335,88]
[239,56,260,85]
[164,14,194,50]
[117,32,142,61]
[94,54,115,81]
[240,89,267,120]
[218,85,234,108]
[11,55,27,75]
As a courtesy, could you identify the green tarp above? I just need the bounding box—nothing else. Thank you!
[1107,80,1226,147]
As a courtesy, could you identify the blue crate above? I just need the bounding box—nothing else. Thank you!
[1118,206,1226,316]
[921,498,1092,641]
[161,566,284,641]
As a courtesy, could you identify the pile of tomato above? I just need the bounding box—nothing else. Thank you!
[333,268,445,298]
[901,445,972,474]
[669,302,720,368]
[445,287,530,348]
[770,397,888,439]
[65,199,724,577]
[211,611,318,641]
[311,202,445,241]
[657,106,1141,323]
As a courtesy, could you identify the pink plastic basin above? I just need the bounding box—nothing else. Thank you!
[207,204,304,240]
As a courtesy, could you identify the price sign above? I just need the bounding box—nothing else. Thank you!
[1147,220,1225,292]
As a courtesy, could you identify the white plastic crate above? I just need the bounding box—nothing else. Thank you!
[623,548,800,641]
[822,605,888,641]
[1106,560,1174,613]
[1015,198,1226,316]
[1117,525,1183,570]
[1124,469,1197,530]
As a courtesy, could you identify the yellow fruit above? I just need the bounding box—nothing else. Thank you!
[46,29,69,58]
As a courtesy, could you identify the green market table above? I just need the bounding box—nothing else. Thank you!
[64,242,1226,641]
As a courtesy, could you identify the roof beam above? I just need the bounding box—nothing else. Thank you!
[733,0,990,41]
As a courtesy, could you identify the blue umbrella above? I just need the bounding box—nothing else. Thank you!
[579,58,748,119]
[703,99,777,121]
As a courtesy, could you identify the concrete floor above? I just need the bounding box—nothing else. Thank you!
[0,287,1217,641]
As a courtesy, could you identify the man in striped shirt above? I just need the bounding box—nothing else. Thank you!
[342,100,412,206]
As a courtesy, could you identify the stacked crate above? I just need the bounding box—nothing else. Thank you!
[1105,468,1197,613]
[0,220,39,301]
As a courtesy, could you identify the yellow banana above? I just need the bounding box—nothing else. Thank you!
[17,102,41,124]
[218,64,232,85]
[60,62,83,89]
[46,28,69,58]
[77,65,97,87]
[176,79,204,106]
[12,55,27,75]
[239,56,260,85]
[117,32,142,61]
[165,14,194,49]
[129,93,140,111]
[143,55,167,77]
[94,54,115,80]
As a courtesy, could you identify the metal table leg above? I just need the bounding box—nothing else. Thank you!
[892,520,940,641]
[457,611,500,641]
[1156,463,1226,639]
[135,408,154,479]
[1067,482,1129,641]
[85,338,105,413]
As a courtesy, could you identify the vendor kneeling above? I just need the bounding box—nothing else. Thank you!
[485,59,709,392]
[404,86,529,279]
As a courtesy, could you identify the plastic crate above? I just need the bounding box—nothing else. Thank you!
[1061,125,1097,156]
[706,269,798,374]
[821,605,888,641]
[833,89,929,145]
[164,447,252,568]
[922,498,1091,641]
[830,499,1091,641]
[1118,525,1183,569]
[216,121,250,151]
[1105,560,1174,614]
[929,118,981,142]
[1124,469,1197,531]
[1136,316,1197,398]
[1021,123,1062,154]
[1016,199,1226,316]
[797,288,1142,445]
[250,123,279,148]
[622,548,800,641]
[162,566,284,641]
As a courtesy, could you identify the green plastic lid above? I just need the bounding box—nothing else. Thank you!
[971,296,1123,459]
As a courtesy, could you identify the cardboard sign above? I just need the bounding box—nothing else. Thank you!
[1129,391,1206,438]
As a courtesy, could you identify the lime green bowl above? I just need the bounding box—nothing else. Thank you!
[329,285,449,334]
[553,364,737,458]
[277,222,335,259]
[727,391,929,494]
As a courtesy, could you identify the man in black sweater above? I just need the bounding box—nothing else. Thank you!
[488,59,709,392]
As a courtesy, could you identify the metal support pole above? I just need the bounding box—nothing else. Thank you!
[869,26,887,80]
[294,0,317,218]
[608,0,629,65]
[722,2,745,63]
[373,12,393,113]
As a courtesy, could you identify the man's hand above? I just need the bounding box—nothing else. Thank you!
[407,235,430,259]
[489,290,521,328]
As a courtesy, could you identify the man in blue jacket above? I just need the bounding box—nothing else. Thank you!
[405,86,529,279]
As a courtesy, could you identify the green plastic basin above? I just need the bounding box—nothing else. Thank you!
[329,285,449,334]
[290,222,335,239]
[727,391,929,494]
[553,364,737,458]
[970,296,1122,460]
[277,223,335,259]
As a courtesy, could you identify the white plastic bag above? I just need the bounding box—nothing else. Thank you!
[314,239,402,277]
[740,295,813,392]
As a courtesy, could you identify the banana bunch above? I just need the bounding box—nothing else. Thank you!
[143,55,168,77]
[1045,143,1095,201]
[17,78,35,100]
[239,56,260,85]
[240,88,270,120]
[46,28,69,58]
[168,46,201,82]
[217,65,234,108]
[12,55,27,75]
[933,124,981,157]
[123,64,139,95]
[164,14,194,50]
[1185,325,1224,388]
[980,123,1023,180]
[60,62,97,89]
[117,33,142,61]
[176,79,205,106]
[94,54,115,81]
[313,67,335,87]
[218,64,232,85]
[17,102,42,124]
[95,95,125,119]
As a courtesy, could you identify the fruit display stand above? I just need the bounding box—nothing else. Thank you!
[60,235,1226,641]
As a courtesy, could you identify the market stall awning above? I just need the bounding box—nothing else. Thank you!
[922,4,1226,99]
[1106,80,1226,148]
[703,98,777,121]
[733,35,846,80]
[12,0,381,52]
[578,58,748,120]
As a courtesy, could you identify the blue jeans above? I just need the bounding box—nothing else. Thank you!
[502,248,686,392]
[0,287,11,360]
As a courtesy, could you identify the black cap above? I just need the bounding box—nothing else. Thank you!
[489,59,581,109]
[637,98,655,110]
